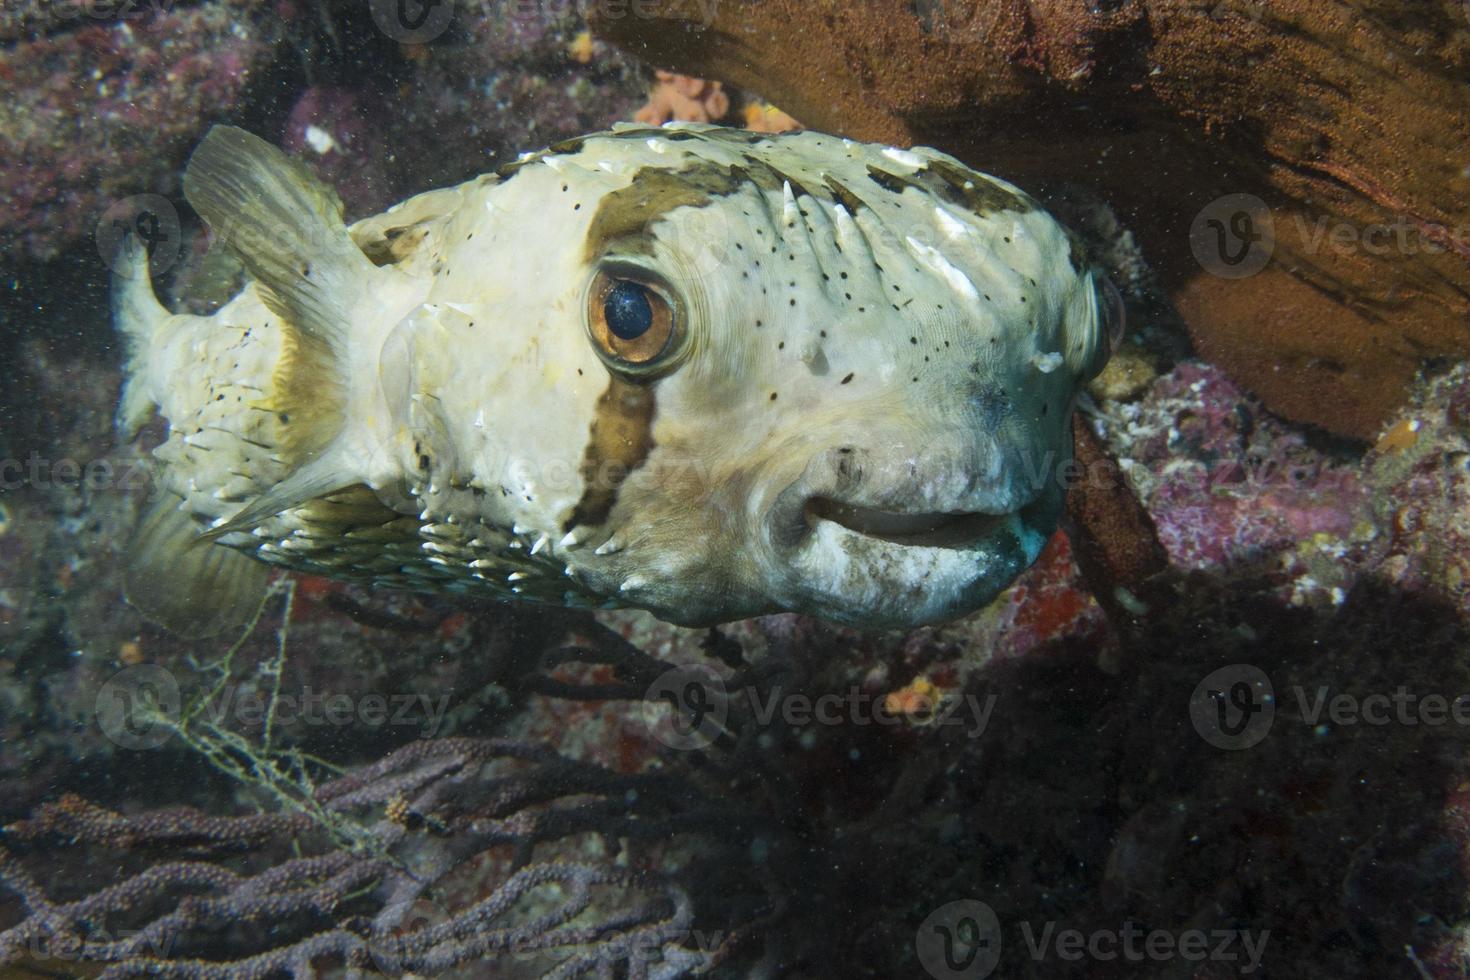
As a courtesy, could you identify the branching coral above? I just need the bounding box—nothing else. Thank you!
[0,736,736,978]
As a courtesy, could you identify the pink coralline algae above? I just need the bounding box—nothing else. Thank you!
[1099,361,1369,573]
[0,0,282,261]
[0,0,647,262]
[1093,358,1470,619]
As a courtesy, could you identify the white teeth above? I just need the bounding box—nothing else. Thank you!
[531,534,550,555]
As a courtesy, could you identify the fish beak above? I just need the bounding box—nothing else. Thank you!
[760,442,1061,628]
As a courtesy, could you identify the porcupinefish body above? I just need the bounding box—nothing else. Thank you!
[115,123,1120,636]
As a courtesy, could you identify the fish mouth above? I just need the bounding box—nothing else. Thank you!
[802,496,1015,550]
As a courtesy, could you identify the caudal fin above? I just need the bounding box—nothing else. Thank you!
[112,238,171,441]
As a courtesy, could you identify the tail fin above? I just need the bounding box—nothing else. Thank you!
[113,238,171,441]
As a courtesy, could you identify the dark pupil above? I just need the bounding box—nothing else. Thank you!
[604,281,654,341]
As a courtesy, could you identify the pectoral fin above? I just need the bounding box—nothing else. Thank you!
[124,496,272,639]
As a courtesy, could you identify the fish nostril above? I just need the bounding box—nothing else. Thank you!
[832,446,864,489]
[968,383,1011,428]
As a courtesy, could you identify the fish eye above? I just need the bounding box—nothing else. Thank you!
[604,281,654,340]
[587,267,682,375]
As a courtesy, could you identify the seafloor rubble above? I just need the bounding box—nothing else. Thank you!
[2,2,1470,978]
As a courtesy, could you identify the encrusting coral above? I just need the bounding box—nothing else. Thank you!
[633,70,732,125]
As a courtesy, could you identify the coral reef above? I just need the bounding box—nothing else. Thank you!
[5,2,1470,976]
[0,737,729,977]
[0,0,648,263]
[634,70,731,126]
[588,0,1470,439]
[0,0,282,263]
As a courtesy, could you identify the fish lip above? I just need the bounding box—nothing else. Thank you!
[802,497,1014,550]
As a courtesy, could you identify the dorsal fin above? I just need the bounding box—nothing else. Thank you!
[183,126,367,361]
[183,126,378,462]
[183,125,382,534]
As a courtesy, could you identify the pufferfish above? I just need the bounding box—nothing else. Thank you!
[114,122,1121,636]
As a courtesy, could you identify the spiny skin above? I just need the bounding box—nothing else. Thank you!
[119,122,1118,629]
